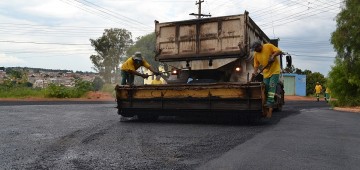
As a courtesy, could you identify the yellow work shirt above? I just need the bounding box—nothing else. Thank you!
[315,85,322,93]
[151,79,163,85]
[253,43,281,78]
[121,57,151,71]
[325,87,331,93]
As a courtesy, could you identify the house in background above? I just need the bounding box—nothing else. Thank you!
[283,73,306,96]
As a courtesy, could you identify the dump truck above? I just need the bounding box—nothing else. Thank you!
[115,11,292,121]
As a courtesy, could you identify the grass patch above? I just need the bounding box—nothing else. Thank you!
[45,81,94,98]
[0,79,94,99]
[101,83,116,93]
[100,83,116,97]
[0,86,45,98]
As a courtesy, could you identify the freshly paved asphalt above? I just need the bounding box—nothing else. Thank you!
[0,100,359,169]
[198,106,360,170]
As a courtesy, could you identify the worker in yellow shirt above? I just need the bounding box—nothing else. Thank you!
[121,51,160,85]
[324,87,331,102]
[252,41,282,108]
[314,82,323,102]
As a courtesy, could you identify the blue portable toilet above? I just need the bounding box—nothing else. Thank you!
[282,73,306,96]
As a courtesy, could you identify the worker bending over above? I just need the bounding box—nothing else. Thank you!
[252,41,282,108]
[121,51,160,85]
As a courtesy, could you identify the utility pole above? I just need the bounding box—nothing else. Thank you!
[189,0,211,19]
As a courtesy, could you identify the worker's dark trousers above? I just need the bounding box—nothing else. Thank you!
[325,93,331,102]
[121,70,134,85]
[316,93,320,101]
[263,74,279,104]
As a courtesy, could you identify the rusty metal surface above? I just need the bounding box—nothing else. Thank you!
[115,83,265,116]
[156,15,246,61]
[155,13,270,62]
[115,83,263,98]
[116,82,261,90]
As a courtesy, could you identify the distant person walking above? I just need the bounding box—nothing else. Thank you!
[314,82,323,102]
[324,87,331,102]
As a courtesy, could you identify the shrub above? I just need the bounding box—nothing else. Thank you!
[100,83,115,93]
[45,84,73,98]
[45,79,94,98]
[92,76,104,91]
[75,79,94,95]
[0,84,44,98]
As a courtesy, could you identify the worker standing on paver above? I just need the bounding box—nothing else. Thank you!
[252,41,282,108]
[314,82,323,102]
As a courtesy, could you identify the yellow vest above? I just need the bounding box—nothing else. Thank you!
[325,87,331,93]
[253,43,281,78]
[315,85,322,93]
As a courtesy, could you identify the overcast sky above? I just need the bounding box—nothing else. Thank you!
[0,0,342,76]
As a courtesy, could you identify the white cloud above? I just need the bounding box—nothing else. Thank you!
[23,0,78,19]
[0,54,25,65]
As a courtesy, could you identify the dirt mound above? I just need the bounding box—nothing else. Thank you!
[333,107,360,113]
[85,91,115,101]
[285,95,314,101]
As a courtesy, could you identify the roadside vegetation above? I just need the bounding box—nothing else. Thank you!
[100,83,116,96]
[0,83,45,98]
[0,69,108,99]
[0,80,100,99]
[329,0,360,107]
[44,79,94,98]
[280,0,360,108]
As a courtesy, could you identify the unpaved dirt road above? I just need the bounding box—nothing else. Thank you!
[1,100,359,169]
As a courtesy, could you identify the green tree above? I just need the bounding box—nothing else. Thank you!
[92,76,104,91]
[330,0,360,106]
[7,69,22,79]
[302,69,312,76]
[45,79,93,98]
[5,68,29,84]
[294,67,302,74]
[90,28,133,83]
[75,79,94,94]
[284,64,295,73]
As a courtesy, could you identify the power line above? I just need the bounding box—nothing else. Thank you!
[59,0,149,30]
[291,54,335,59]
[0,40,89,46]
[259,1,341,27]
[251,0,301,18]
[74,0,152,29]
[259,1,342,28]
